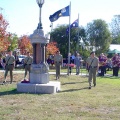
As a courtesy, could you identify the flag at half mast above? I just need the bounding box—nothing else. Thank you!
[49,5,70,22]
[66,19,79,34]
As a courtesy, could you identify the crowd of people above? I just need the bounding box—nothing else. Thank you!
[98,52,120,77]
[48,51,120,77]
[0,50,120,89]
[53,50,120,89]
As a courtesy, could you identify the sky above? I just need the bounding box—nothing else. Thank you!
[0,0,120,37]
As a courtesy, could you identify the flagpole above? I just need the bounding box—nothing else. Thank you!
[50,22,53,42]
[67,1,71,76]
[50,22,53,32]
[77,13,82,75]
[77,13,79,52]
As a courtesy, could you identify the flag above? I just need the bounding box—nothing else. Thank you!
[66,19,78,34]
[49,5,70,22]
[70,19,79,28]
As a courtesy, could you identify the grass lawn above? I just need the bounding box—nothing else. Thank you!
[0,69,120,120]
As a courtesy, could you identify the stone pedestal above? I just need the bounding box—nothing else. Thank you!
[17,29,60,94]
[30,63,49,84]
[17,81,60,94]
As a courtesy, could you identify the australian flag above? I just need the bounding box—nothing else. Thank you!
[66,19,79,34]
[49,5,70,22]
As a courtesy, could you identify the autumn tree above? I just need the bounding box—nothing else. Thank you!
[7,33,18,51]
[46,42,59,56]
[18,35,32,54]
[0,14,9,52]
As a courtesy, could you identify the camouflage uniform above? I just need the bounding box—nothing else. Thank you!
[74,54,82,75]
[4,55,15,83]
[86,54,99,89]
[54,53,63,80]
[24,56,33,79]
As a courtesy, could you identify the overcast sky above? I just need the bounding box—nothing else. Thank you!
[0,0,120,36]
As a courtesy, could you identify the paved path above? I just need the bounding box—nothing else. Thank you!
[0,70,87,76]
[0,70,114,77]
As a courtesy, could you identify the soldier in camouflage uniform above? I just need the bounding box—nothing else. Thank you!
[3,51,15,84]
[54,51,63,80]
[74,53,82,75]
[86,52,99,89]
[24,52,33,79]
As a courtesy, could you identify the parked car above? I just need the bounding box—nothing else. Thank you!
[17,55,26,64]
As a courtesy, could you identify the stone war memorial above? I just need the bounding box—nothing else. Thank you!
[17,0,60,94]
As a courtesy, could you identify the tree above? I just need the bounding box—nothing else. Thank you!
[86,19,112,54]
[46,42,59,56]
[18,35,32,54]
[0,14,9,52]
[50,25,69,57]
[110,15,120,44]
[7,33,18,51]
[50,25,86,58]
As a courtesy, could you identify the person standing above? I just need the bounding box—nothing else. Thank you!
[1,52,7,69]
[74,53,82,75]
[106,58,112,71]
[0,53,3,68]
[47,56,52,67]
[112,53,119,76]
[3,51,15,84]
[24,52,33,79]
[71,53,75,63]
[14,52,19,68]
[54,51,63,80]
[67,53,73,75]
[99,53,107,76]
[0,53,4,69]
[86,51,99,89]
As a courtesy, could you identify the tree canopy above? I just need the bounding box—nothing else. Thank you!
[0,14,9,52]
[46,42,59,56]
[110,15,120,44]
[86,19,112,55]
[18,35,32,54]
[50,19,112,58]
[7,33,18,51]
[50,25,87,58]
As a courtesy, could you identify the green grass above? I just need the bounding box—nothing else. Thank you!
[0,70,120,120]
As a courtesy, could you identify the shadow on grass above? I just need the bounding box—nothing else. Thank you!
[0,88,20,96]
[0,88,44,96]
[98,75,120,79]
[62,81,88,85]
[60,74,88,79]
[59,87,89,93]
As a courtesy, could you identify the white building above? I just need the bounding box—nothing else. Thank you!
[109,44,120,51]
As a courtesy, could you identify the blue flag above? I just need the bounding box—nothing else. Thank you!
[49,5,70,22]
[66,19,78,34]
[70,19,79,28]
